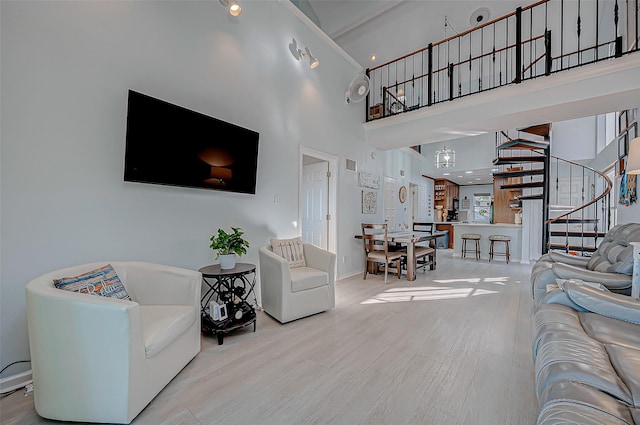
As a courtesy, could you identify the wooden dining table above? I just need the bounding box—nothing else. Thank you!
[355,230,446,281]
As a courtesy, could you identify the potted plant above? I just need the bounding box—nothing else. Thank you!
[209,227,250,269]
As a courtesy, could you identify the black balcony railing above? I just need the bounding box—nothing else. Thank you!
[366,0,640,121]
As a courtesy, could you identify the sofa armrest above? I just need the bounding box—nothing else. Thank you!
[561,281,640,325]
[259,246,291,291]
[547,251,591,267]
[26,282,144,418]
[552,263,632,290]
[119,262,201,307]
[303,244,336,285]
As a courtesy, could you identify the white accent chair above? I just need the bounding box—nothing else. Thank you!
[259,244,336,323]
[25,261,201,424]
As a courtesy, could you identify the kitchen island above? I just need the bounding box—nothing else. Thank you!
[451,223,523,262]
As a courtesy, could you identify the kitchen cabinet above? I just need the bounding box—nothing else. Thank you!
[434,179,459,211]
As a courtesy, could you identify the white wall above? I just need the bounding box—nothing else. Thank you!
[552,116,598,161]
[0,0,383,374]
[459,184,493,221]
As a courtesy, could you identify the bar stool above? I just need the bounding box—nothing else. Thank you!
[489,235,511,263]
[461,234,481,260]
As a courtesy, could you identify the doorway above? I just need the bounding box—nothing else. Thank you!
[383,176,397,231]
[299,147,337,254]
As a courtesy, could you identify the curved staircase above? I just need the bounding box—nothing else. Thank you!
[493,124,612,255]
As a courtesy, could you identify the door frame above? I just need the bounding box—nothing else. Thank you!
[299,146,338,254]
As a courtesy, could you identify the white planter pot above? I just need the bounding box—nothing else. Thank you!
[219,254,237,270]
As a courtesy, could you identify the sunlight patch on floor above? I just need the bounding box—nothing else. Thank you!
[433,276,510,285]
[361,286,498,304]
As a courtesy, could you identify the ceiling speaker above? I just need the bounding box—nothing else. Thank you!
[470,7,491,26]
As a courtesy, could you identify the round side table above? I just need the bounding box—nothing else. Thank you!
[199,263,257,345]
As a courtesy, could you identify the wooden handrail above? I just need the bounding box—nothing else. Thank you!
[368,0,549,72]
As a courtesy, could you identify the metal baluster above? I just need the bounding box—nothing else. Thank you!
[596,0,599,60]
[577,0,582,65]
[561,0,564,69]
[615,0,623,56]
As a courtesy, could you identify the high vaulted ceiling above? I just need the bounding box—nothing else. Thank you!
[298,0,527,68]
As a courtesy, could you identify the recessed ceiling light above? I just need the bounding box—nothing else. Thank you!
[491,168,499,172]
[371,55,376,61]
[458,175,463,178]
[468,181,473,184]
[475,178,481,180]
[443,172,450,175]
[465,171,473,174]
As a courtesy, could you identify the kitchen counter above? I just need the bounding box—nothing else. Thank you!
[451,222,523,262]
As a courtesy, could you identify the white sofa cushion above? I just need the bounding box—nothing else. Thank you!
[140,305,196,358]
[290,267,328,292]
[271,237,306,268]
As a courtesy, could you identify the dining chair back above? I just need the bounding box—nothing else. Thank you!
[361,223,405,283]
[410,222,437,271]
[412,222,434,233]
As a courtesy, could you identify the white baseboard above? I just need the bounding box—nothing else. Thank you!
[0,370,32,394]
[337,270,363,281]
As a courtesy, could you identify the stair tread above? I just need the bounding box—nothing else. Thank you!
[493,156,546,165]
[548,243,597,252]
[518,123,551,138]
[493,168,545,178]
[518,194,544,200]
[500,181,545,189]
[549,231,606,237]
[496,139,550,151]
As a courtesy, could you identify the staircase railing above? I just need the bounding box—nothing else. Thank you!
[494,129,612,255]
[546,156,613,254]
[366,0,640,121]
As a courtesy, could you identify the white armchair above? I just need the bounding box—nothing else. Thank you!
[259,243,336,323]
[25,261,201,424]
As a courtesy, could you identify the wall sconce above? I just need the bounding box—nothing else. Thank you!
[219,0,242,17]
[289,38,319,69]
[628,137,640,174]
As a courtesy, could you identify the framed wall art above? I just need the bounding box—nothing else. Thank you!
[362,190,377,214]
[619,133,628,159]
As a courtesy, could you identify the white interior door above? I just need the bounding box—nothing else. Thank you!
[301,161,329,249]
[383,176,397,231]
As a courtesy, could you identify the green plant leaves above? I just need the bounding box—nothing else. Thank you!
[209,227,250,259]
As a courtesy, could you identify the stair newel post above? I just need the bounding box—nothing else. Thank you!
[382,86,388,118]
[542,145,550,254]
[515,7,523,84]
[544,30,552,76]
[427,43,433,107]
[614,0,623,57]
[365,69,371,122]
[448,62,454,101]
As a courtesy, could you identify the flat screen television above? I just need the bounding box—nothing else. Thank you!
[124,90,259,194]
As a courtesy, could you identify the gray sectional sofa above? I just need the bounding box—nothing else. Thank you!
[531,237,640,425]
[531,223,640,301]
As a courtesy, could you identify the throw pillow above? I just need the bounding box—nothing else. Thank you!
[54,264,131,300]
[271,237,306,268]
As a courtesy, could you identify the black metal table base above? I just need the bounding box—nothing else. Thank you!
[199,263,257,345]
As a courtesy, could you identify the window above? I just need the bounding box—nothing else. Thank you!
[473,193,492,223]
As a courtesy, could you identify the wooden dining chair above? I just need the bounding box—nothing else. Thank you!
[361,223,405,283]
[412,222,434,233]
[411,222,436,271]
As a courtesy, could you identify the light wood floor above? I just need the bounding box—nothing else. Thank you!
[1,250,538,425]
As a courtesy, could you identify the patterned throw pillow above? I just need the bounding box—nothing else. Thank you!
[271,237,306,268]
[54,264,131,300]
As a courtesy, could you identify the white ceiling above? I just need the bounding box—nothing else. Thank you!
[294,0,640,186]
[301,0,526,68]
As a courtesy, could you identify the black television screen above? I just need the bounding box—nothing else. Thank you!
[124,90,259,194]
